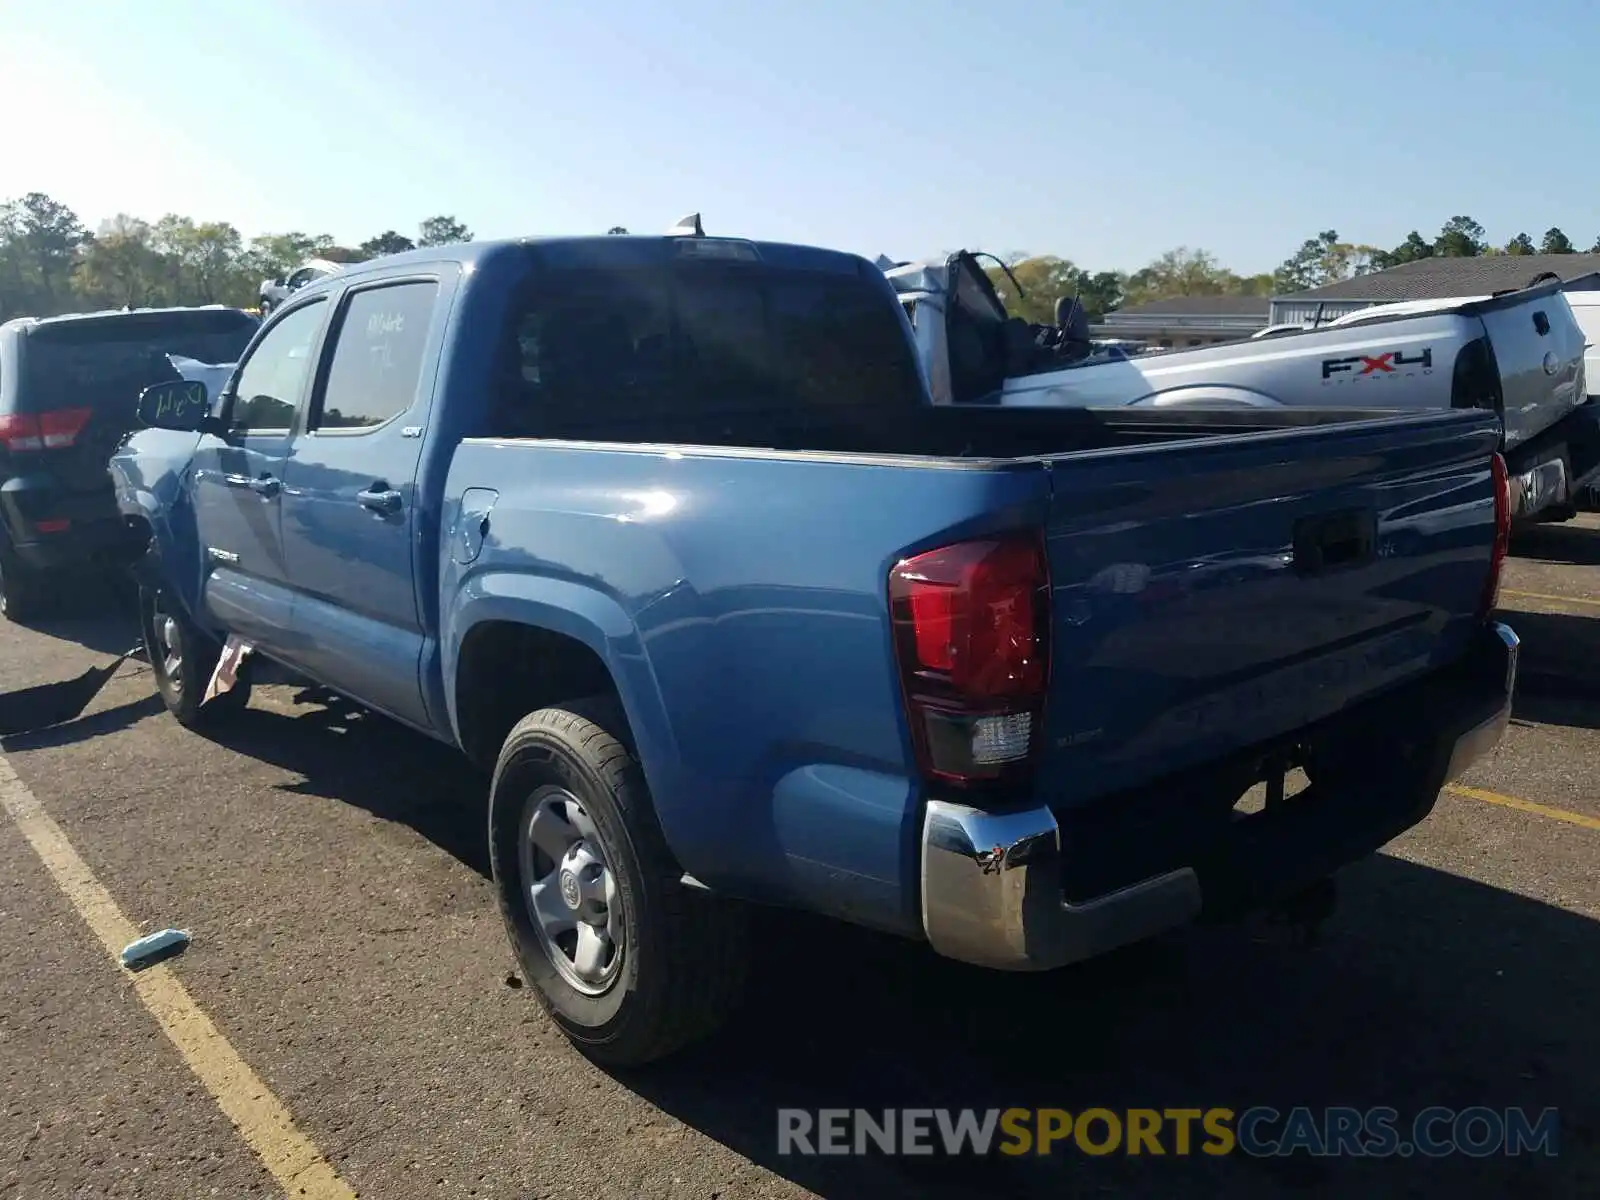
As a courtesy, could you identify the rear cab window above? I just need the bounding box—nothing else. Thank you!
[490,249,924,449]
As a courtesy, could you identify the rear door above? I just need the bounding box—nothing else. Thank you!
[277,272,451,729]
[189,298,329,650]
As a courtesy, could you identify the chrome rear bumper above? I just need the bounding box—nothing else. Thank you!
[920,621,1519,972]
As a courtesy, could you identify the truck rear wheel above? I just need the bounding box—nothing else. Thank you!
[139,586,251,727]
[488,698,748,1066]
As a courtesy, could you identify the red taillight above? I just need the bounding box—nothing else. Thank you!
[1481,452,1511,618]
[0,408,92,452]
[889,535,1050,785]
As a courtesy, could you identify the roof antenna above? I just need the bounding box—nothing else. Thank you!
[667,213,705,237]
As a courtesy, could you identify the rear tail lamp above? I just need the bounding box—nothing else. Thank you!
[0,408,92,452]
[888,534,1050,786]
[1481,451,1511,618]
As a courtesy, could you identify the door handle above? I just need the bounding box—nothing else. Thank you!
[357,485,403,515]
[247,475,281,498]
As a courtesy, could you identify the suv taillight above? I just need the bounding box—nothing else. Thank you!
[1481,452,1511,618]
[888,534,1050,786]
[0,408,92,452]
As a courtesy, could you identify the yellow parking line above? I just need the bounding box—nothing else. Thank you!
[1501,588,1600,610]
[0,753,357,1200]
[1446,784,1600,831]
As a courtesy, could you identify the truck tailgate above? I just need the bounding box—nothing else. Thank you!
[1036,411,1502,803]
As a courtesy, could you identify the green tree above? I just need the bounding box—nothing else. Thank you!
[983,255,1080,325]
[1075,270,1126,319]
[1505,232,1537,255]
[980,256,1126,324]
[418,215,472,247]
[1274,230,1380,292]
[246,232,336,282]
[1540,227,1575,254]
[1237,273,1277,296]
[152,216,250,305]
[0,192,91,317]
[1433,216,1487,257]
[360,230,416,257]
[73,215,169,309]
[607,226,629,235]
[1369,230,1435,270]
[1124,246,1240,306]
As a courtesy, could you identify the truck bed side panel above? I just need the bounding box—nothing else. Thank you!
[440,442,1053,936]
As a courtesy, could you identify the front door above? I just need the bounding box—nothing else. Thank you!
[189,297,329,651]
[278,275,446,729]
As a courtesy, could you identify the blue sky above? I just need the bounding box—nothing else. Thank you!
[4,0,1596,275]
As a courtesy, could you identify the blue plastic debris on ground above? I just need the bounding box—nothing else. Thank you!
[119,928,191,970]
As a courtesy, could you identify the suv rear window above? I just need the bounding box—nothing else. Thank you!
[492,259,923,448]
[19,310,259,413]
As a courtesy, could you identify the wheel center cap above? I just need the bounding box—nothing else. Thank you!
[558,869,581,909]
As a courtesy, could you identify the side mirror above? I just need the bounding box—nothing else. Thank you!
[137,380,219,433]
[274,276,286,287]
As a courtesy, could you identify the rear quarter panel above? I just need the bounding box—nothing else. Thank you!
[440,442,1051,936]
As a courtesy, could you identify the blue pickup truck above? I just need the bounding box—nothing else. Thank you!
[111,232,1520,1066]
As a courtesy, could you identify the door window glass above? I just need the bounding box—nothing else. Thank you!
[313,281,439,432]
[228,300,326,435]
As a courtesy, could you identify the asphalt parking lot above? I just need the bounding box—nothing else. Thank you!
[1,518,1596,1199]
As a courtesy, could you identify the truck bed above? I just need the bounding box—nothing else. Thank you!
[522,374,1450,462]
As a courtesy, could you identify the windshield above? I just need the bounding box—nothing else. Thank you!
[21,310,258,413]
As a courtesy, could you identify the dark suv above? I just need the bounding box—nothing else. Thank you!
[0,306,259,620]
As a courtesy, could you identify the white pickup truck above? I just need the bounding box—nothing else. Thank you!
[886,251,1600,524]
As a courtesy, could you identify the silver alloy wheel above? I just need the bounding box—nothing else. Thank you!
[152,601,184,692]
[519,785,624,995]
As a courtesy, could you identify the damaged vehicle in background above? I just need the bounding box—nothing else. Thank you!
[258,257,345,317]
[0,304,259,621]
[884,252,1600,527]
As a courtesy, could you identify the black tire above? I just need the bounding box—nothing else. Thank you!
[0,541,47,624]
[488,697,748,1066]
[139,584,251,727]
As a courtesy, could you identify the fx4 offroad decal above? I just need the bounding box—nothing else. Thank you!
[1321,348,1433,382]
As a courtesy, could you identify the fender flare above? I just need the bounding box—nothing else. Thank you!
[443,572,687,849]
